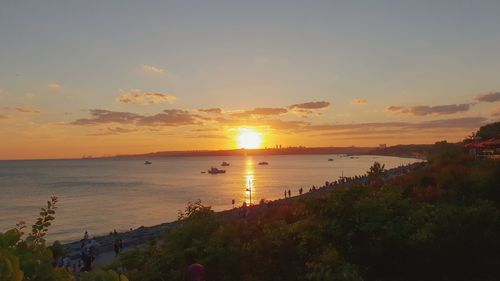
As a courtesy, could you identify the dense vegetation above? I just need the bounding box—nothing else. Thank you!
[112,146,500,281]
[475,121,500,139]
[0,197,128,281]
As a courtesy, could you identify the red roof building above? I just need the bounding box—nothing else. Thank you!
[464,139,500,159]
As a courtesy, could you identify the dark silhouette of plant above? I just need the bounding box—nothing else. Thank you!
[0,197,128,281]
[367,161,385,178]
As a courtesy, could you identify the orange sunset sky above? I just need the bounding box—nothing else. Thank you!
[1,1,499,160]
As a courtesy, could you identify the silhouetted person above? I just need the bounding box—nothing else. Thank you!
[299,187,303,195]
[84,230,89,240]
[118,238,123,252]
[114,239,120,256]
[288,189,291,197]
[284,190,287,198]
[81,254,92,272]
[186,263,206,281]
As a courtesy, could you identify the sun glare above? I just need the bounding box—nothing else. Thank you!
[237,129,263,149]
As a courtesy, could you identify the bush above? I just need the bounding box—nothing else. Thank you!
[0,197,127,281]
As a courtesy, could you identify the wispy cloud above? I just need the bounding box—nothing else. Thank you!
[116,89,176,105]
[386,103,471,116]
[72,110,140,125]
[48,82,62,89]
[141,64,165,74]
[351,98,368,105]
[230,107,288,118]
[288,101,331,116]
[474,92,500,103]
[289,101,330,110]
[198,108,224,114]
[6,106,41,114]
[86,127,139,136]
[185,134,228,139]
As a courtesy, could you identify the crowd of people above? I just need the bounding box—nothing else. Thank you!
[284,162,426,199]
[79,230,100,272]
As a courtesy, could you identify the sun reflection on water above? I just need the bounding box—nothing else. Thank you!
[244,158,255,205]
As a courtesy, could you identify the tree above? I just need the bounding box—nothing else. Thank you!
[367,161,385,179]
[476,122,500,139]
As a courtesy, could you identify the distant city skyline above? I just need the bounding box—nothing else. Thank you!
[1,1,499,159]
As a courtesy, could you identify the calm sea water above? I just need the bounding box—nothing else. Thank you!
[0,154,418,242]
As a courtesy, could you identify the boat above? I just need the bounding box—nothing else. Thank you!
[144,161,152,165]
[207,167,226,174]
[258,161,269,165]
[221,161,230,166]
[328,158,334,161]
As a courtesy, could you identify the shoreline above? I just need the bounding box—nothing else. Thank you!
[63,160,427,265]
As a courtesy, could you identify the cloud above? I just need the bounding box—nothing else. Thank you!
[48,83,62,89]
[289,101,330,110]
[136,109,203,126]
[108,127,138,134]
[274,117,485,133]
[313,117,488,140]
[7,106,41,113]
[198,108,224,114]
[71,109,203,127]
[86,127,139,136]
[192,128,220,132]
[116,89,176,105]
[231,107,288,118]
[386,103,471,116]
[474,92,500,103]
[141,64,165,74]
[351,98,368,105]
[288,101,331,116]
[185,134,228,139]
[71,110,141,125]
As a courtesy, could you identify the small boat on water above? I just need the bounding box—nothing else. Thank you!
[258,161,269,165]
[144,161,152,165]
[221,161,230,166]
[207,167,226,174]
[328,158,334,161]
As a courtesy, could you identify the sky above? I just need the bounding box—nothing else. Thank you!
[0,0,499,159]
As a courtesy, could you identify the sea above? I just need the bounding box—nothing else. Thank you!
[0,154,419,243]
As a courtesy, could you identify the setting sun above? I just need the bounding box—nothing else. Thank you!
[237,129,263,149]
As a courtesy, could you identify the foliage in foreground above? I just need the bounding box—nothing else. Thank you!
[116,153,500,281]
[0,197,127,281]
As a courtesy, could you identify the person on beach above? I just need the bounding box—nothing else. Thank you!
[89,238,99,261]
[84,230,89,240]
[284,190,287,198]
[299,187,303,195]
[81,245,92,272]
[114,238,120,256]
[288,189,291,198]
[118,238,123,252]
